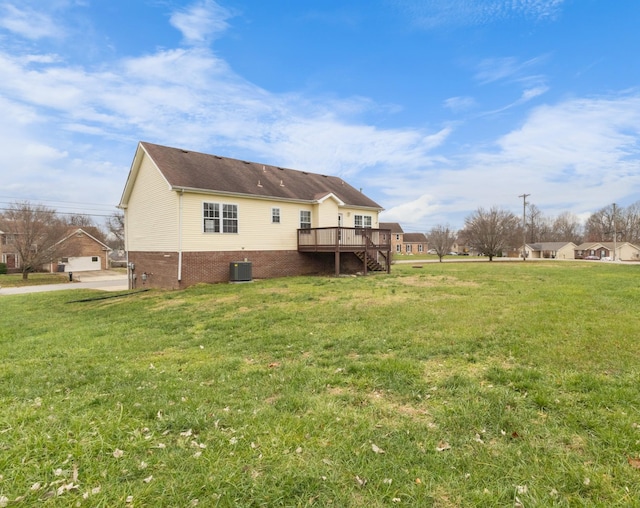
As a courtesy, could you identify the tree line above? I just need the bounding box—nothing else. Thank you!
[427,201,640,262]
[0,201,124,279]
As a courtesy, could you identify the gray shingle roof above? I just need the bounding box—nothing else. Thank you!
[140,142,382,210]
[379,222,404,233]
[403,232,427,243]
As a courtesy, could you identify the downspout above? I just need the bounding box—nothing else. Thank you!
[178,190,184,284]
[123,208,131,290]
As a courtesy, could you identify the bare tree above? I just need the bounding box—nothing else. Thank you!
[428,224,456,262]
[105,211,125,250]
[67,213,95,228]
[584,204,617,242]
[550,211,583,243]
[463,206,520,261]
[0,201,69,279]
[622,201,640,244]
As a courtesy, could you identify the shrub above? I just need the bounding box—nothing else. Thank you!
[0,263,7,275]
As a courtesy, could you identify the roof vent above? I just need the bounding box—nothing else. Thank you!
[257,180,263,187]
[280,180,285,187]
[262,165,267,172]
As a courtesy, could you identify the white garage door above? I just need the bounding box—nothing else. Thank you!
[64,256,101,272]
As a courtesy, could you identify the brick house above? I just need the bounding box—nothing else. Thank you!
[380,222,404,254]
[574,242,640,261]
[0,226,110,273]
[379,223,428,255]
[118,142,391,289]
[0,229,18,270]
[50,228,112,272]
[402,232,428,255]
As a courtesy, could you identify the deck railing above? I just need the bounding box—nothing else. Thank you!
[297,227,391,252]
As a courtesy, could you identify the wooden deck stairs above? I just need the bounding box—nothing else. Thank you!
[354,251,386,272]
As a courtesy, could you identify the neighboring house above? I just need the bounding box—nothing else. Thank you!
[0,229,18,269]
[50,228,112,273]
[575,242,640,261]
[119,142,391,289]
[524,242,577,260]
[379,223,428,255]
[402,233,428,255]
[0,225,110,273]
[451,238,472,255]
[380,222,404,254]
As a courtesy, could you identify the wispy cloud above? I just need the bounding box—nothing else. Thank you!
[443,96,476,113]
[0,3,63,39]
[170,0,234,45]
[381,93,640,229]
[395,0,565,29]
[0,1,450,204]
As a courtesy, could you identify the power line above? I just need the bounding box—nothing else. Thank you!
[0,196,118,211]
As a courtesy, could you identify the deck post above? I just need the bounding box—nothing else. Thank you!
[363,231,368,275]
[335,228,341,276]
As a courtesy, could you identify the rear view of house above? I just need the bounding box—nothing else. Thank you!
[119,142,391,289]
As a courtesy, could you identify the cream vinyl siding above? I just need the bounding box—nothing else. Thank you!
[178,194,380,252]
[315,199,339,227]
[181,193,308,251]
[125,155,179,251]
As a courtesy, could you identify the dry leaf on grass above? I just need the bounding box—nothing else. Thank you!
[628,457,640,469]
[436,441,451,451]
[371,443,385,454]
[355,475,367,487]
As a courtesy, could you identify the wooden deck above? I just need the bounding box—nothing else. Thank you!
[298,227,391,275]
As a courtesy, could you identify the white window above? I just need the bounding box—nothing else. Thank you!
[300,210,311,230]
[396,244,401,253]
[204,202,238,233]
[222,204,238,233]
[406,244,412,253]
[418,244,423,253]
[203,203,220,232]
[272,208,280,224]
[354,215,372,229]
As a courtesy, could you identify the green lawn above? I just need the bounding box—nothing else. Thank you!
[0,273,70,288]
[1,262,640,506]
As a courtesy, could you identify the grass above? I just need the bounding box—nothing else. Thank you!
[0,273,70,287]
[1,261,640,506]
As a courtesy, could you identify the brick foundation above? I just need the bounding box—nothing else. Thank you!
[127,250,369,289]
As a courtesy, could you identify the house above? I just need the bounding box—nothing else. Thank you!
[118,142,391,289]
[379,223,428,255]
[0,229,18,270]
[0,225,111,273]
[524,242,577,260]
[402,233,428,254]
[380,222,404,254]
[49,228,112,273]
[574,242,640,261]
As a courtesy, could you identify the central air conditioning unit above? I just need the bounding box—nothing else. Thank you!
[229,261,252,282]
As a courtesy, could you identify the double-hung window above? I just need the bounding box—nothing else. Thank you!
[222,204,238,233]
[204,202,238,233]
[300,210,311,232]
[203,203,220,232]
[354,215,372,229]
[354,214,372,235]
[272,207,281,224]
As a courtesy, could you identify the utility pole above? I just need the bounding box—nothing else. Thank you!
[519,194,530,261]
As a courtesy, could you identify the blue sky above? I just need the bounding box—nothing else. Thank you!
[1,0,639,232]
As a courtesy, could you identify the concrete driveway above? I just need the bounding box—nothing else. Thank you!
[0,270,129,296]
